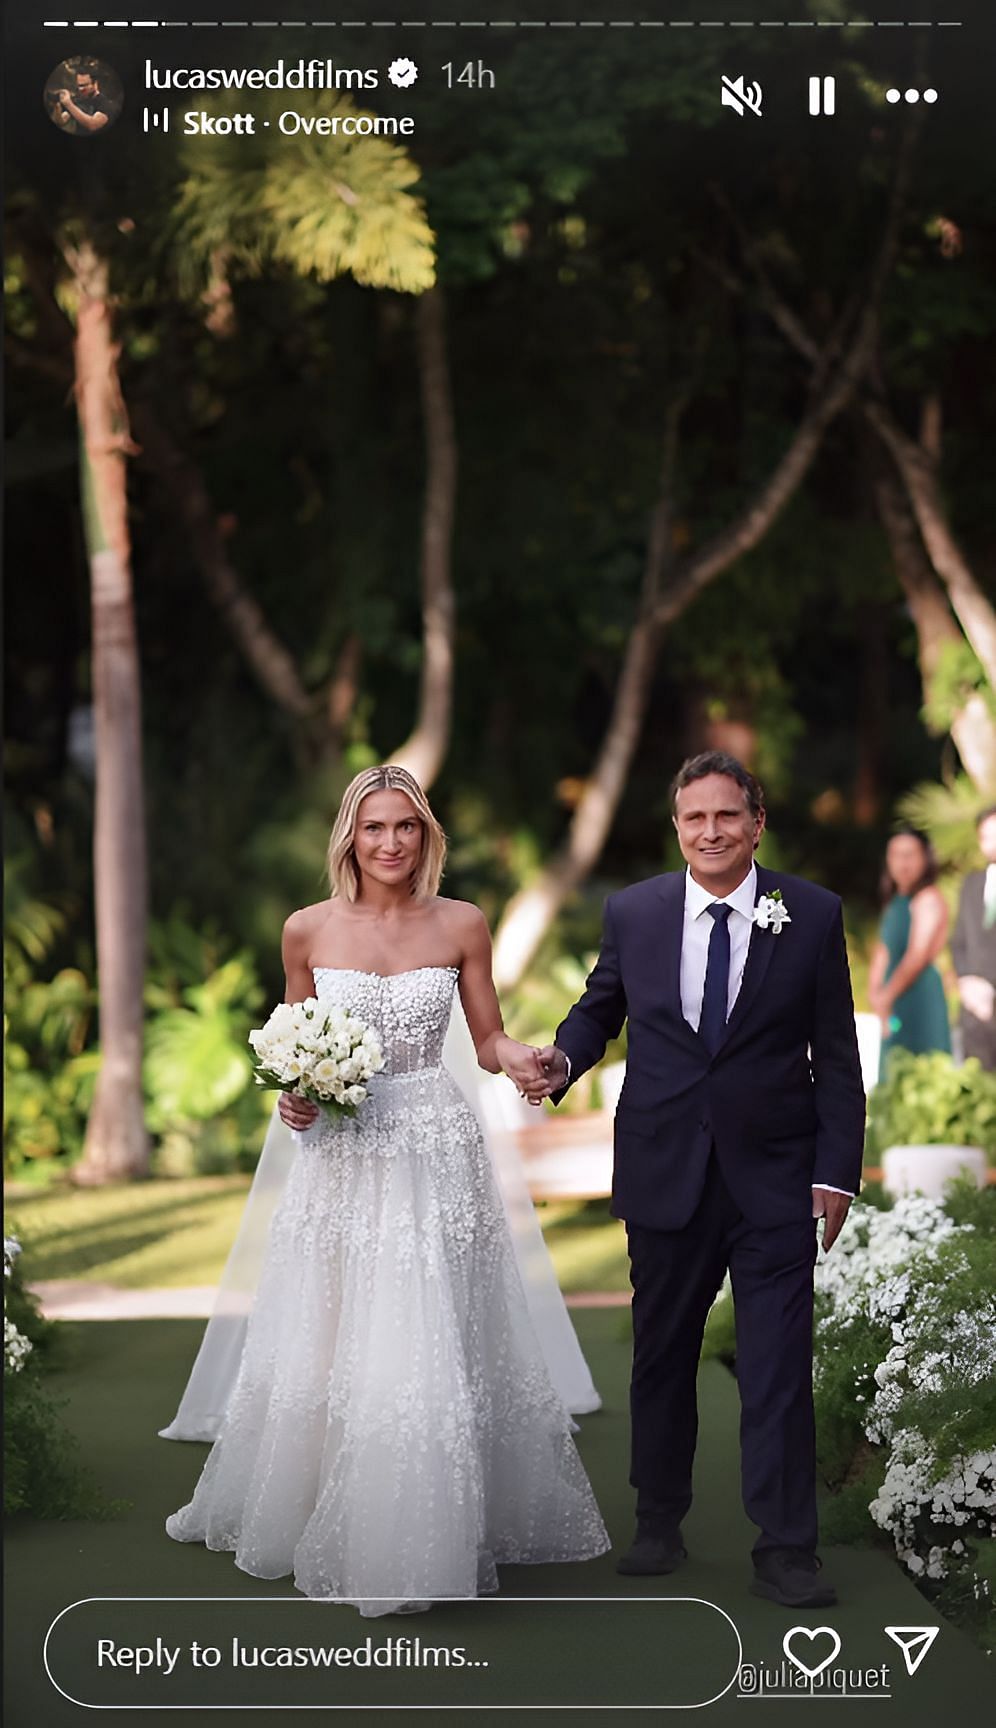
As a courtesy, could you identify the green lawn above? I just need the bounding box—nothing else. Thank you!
[7,1315,988,1728]
[539,1198,631,1293]
[4,1181,632,1294]
[5,1177,255,1289]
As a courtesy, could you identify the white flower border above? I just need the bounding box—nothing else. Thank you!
[4,1236,33,1375]
[814,1196,995,1602]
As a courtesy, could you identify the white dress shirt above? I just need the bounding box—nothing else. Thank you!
[680,863,757,1031]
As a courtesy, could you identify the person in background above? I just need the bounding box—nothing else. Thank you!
[870,826,951,1079]
[951,804,996,1071]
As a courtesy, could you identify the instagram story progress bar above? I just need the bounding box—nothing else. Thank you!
[809,76,835,116]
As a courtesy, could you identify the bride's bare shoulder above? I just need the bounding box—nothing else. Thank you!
[433,896,490,946]
[282,901,335,952]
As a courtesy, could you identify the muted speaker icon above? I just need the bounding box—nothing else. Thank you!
[721,75,763,118]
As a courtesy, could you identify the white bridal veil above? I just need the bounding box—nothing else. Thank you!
[159,995,600,1441]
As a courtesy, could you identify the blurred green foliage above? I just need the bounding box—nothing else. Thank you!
[4,865,274,1181]
[865,1050,996,1161]
[923,641,996,736]
[4,860,98,1171]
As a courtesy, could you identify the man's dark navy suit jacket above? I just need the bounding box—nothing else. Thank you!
[554,865,866,1230]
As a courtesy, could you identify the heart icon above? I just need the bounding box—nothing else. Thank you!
[782,1625,842,1679]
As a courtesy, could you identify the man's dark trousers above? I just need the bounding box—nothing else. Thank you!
[627,1153,818,1555]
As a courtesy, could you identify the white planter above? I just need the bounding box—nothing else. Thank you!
[881,1142,987,1201]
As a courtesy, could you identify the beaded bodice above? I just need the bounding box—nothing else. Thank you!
[312,965,458,1078]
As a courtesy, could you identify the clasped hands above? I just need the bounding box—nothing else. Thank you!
[499,1039,568,1106]
[277,1040,567,1128]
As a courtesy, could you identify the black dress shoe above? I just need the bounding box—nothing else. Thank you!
[615,1526,687,1576]
[750,1548,837,1608]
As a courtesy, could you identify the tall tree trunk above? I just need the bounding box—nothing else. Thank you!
[69,238,150,1182]
[875,466,996,792]
[391,286,456,788]
[491,340,853,988]
[492,142,907,989]
[492,408,679,991]
[865,394,996,698]
[133,403,314,726]
[326,632,363,754]
[492,281,878,990]
[136,403,368,762]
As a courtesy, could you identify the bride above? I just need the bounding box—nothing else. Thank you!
[164,763,609,1613]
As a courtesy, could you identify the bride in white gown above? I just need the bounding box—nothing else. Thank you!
[164,764,609,1614]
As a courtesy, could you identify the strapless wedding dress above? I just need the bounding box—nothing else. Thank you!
[165,965,609,1614]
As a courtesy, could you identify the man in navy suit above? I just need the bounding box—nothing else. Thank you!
[532,753,865,1607]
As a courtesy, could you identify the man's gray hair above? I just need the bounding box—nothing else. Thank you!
[670,752,765,822]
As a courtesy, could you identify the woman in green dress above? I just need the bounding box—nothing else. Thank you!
[870,826,951,1080]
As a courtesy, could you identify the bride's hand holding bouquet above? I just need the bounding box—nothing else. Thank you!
[249,998,385,1133]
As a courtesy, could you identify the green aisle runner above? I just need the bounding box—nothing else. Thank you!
[4,1312,992,1727]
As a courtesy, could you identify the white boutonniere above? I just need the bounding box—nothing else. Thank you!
[753,889,791,934]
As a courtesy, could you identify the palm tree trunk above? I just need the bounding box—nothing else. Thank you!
[69,238,150,1182]
[391,286,456,789]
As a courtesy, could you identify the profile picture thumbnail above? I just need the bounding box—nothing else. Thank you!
[44,57,124,137]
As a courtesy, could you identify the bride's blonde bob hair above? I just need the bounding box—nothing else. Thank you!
[326,765,447,902]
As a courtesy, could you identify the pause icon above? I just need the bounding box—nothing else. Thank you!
[809,76,835,116]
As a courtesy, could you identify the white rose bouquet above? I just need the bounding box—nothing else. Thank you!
[248,999,385,1122]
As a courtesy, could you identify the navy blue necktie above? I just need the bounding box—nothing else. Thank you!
[699,903,732,1054]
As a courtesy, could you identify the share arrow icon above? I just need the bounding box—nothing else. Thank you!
[884,1626,940,1676]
